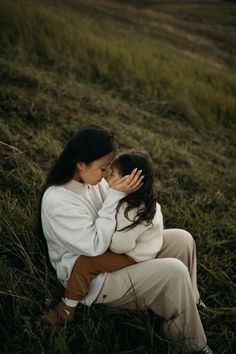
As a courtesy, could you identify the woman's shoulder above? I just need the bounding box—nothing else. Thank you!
[43,185,68,199]
[42,185,81,213]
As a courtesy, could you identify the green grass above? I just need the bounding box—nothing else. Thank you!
[0,0,235,353]
[1,0,236,129]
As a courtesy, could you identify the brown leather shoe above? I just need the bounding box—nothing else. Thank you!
[42,299,76,327]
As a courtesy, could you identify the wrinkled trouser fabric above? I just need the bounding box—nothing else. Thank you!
[65,251,135,300]
[94,229,206,352]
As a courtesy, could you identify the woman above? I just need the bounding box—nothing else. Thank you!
[39,124,213,354]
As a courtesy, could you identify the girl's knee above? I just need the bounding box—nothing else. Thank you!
[73,255,93,272]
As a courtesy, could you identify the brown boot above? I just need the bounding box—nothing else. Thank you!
[42,299,76,327]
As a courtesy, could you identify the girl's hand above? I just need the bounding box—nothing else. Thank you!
[108,168,144,194]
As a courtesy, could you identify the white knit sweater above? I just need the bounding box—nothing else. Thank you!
[110,203,163,262]
[41,178,126,305]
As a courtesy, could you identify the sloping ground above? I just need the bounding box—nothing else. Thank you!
[0,0,235,353]
[62,0,236,72]
[1,0,235,129]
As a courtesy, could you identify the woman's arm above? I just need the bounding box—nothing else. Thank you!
[42,188,125,257]
[42,170,144,257]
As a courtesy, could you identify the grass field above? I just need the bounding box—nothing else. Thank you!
[0,0,235,353]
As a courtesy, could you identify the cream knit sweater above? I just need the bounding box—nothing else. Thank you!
[110,202,163,262]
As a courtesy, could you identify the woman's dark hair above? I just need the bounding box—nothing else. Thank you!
[46,124,118,188]
[113,150,157,231]
[36,125,118,267]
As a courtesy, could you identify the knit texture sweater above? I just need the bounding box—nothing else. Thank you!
[110,203,163,262]
[41,178,126,306]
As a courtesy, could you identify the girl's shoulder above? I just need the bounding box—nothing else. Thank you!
[117,202,139,221]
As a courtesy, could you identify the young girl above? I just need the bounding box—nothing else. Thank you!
[44,150,164,326]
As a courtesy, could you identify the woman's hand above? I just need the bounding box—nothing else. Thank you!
[108,168,144,194]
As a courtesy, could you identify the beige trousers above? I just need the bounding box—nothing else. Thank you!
[95,229,207,352]
[65,252,136,300]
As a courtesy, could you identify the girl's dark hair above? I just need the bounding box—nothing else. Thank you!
[36,125,117,267]
[114,150,157,231]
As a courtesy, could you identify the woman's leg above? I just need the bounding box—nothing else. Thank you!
[65,251,136,300]
[157,228,200,303]
[94,259,207,352]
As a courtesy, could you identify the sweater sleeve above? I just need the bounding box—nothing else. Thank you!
[42,188,126,257]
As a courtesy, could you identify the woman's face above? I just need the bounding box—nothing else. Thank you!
[76,152,114,185]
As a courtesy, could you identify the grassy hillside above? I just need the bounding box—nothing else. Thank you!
[0,0,235,353]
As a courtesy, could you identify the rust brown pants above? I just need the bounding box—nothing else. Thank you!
[65,251,136,300]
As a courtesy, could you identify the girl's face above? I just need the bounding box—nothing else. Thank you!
[76,152,114,185]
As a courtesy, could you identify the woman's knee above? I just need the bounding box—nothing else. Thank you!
[161,258,189,279]
[181,230,196,255]
[173,258,189,275]
[181,229,195,244]
[167,229,195,249]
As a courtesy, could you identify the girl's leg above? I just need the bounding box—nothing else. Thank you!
[43,252,135,327]
[94,258,207,352]
[65,251,136,300]
[157,228,200,303]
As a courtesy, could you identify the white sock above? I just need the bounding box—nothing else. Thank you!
[63,297,79,307]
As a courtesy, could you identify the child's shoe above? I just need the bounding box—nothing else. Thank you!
[42,298,76,327]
